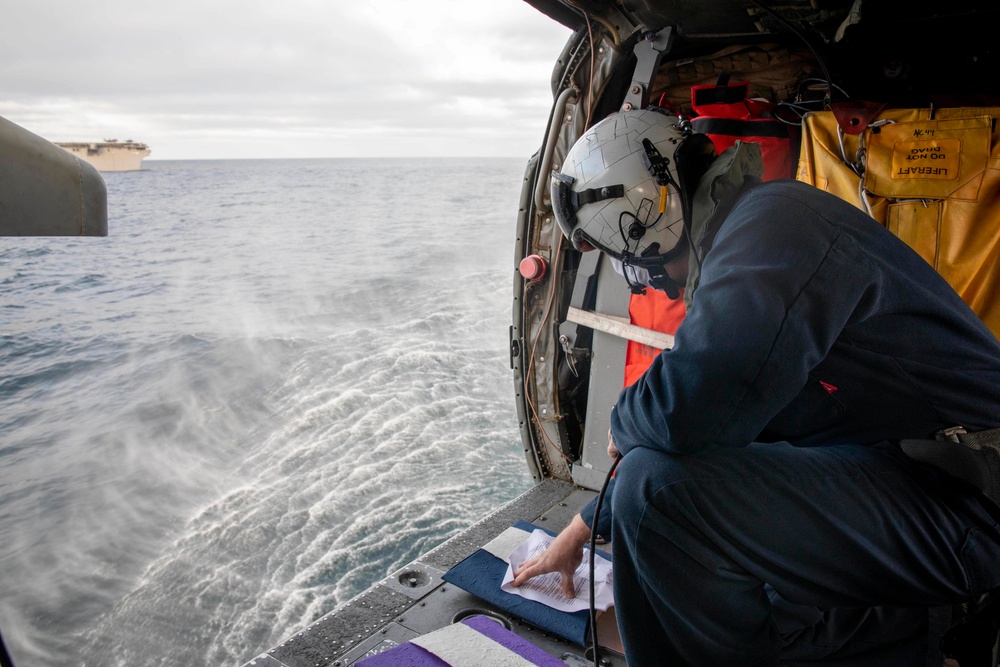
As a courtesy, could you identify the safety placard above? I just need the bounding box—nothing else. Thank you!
[890,138,961,180]
[865,116,991,200]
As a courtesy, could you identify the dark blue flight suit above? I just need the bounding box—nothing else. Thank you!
[604,180,1000,665]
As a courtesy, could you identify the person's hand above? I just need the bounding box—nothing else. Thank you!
[511,514,590,598]
[607,428,619,459]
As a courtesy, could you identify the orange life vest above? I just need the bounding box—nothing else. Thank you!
[624,289,686,387]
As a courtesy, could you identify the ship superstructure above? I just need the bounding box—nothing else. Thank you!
[56,139,150,172]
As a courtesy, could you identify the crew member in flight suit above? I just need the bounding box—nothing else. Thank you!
[511,108,1000,666]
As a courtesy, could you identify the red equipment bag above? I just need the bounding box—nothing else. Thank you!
[688,75,797,181]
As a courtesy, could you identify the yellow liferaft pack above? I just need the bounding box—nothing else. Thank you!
[797,108,1000,337]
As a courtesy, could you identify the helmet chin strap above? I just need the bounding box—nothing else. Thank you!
[620,235,688,299]
[621,256,682,299]
[574,227,688,300]
[647,269,682,300]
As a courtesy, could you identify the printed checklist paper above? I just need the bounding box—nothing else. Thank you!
[500,529,614,613]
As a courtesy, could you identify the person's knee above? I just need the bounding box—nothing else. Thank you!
[612,447,736,539]
[612,448,683,538]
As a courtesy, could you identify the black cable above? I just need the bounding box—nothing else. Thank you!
[748,0,837,104]
[617,212,645,295]
[590,452,622,667]
[617,204,666,295]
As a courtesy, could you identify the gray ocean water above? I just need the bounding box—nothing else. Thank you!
[0,158,535,666]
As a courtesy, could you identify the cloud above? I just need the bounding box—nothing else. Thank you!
[0,0,571,158]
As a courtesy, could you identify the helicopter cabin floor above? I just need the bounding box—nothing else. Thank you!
[242,479,627,667]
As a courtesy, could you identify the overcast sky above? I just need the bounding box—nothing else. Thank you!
[1,1,572,160]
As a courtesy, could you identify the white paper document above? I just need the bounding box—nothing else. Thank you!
[500,529,614,613]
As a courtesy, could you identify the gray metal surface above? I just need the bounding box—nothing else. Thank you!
[0,115,108,237]
[266,586,414,667]
[420,479,579,571]
[572,267,631,493]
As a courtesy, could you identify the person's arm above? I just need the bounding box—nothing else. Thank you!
[510,513,591,598]
[612,187,879,456]
[577,477,615,541]
[514,435,618,596]
[576,430,618,540]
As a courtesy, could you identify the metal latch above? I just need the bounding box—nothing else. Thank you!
[621,27,675,112]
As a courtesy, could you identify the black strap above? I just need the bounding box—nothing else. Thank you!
[692,80,749,107]
[573,184,624,208]
[691,116,790,139]
[901,427,1000,518]
[647,270,681,300]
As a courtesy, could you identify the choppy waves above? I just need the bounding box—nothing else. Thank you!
[0,159,533,666]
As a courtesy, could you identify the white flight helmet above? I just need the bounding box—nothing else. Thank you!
[552,108,698,297]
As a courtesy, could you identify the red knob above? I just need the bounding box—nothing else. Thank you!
[519,255,548,281]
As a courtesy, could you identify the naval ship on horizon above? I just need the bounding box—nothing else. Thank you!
[56,138,150,172]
